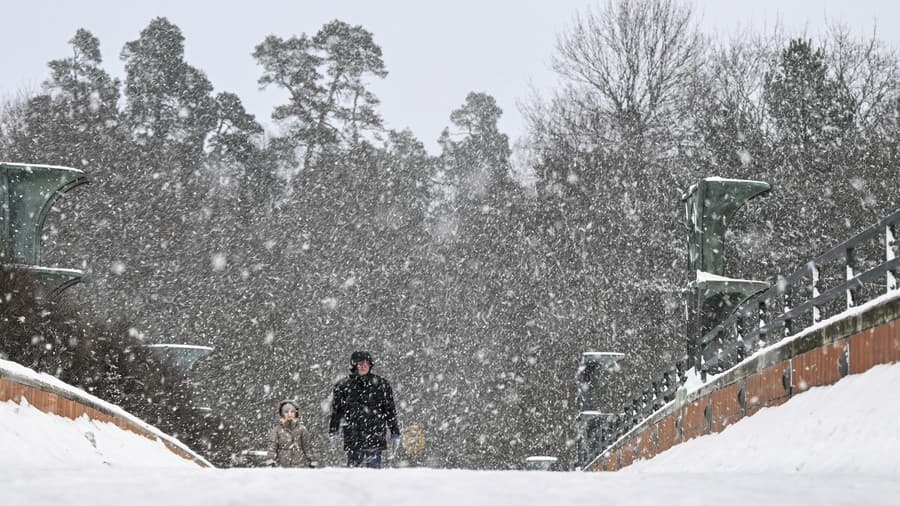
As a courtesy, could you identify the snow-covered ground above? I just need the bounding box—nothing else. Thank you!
[4,467,898,506]
[0,357,209,466]
[0,399,195,469]
[625,362,900,474]
[2,363,899,505]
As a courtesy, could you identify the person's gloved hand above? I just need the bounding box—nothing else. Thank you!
[329,433,341,452]
[389,434,401,456]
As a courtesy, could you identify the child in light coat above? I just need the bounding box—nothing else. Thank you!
[266,400,317,468]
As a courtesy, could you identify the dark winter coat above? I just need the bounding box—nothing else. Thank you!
[267,418,317,467]
[329,372,400,451]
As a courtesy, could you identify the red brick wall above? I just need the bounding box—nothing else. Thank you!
[637,428,656,460]
[656,413,680,453]
[709,382,744,433]
[607,451,620,471]
[619,442,634,467]
[792,339,847,392]
[850,321,900,374]
[681,398,710,441]
[745,362,790,416]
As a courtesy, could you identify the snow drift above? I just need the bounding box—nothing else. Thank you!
[0,398,196,468]
[0,357,207,468]
[625,362,900,474]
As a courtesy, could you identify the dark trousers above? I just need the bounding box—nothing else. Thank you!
[347,449,382,468]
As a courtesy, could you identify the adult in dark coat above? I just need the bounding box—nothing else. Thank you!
[329,351,401,468]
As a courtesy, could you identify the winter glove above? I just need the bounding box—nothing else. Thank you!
[329,433,341,452]
[388,434,401,457]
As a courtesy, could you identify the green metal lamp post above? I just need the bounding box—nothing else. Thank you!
[682,178,771,370]
[143,344,214,372]
[524,456,558,471]
[0,162,90,297]
[576,351,624,468]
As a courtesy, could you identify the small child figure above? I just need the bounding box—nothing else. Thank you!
[266,400,318,468]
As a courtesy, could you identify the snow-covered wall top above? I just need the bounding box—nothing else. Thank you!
[0,358,212,467]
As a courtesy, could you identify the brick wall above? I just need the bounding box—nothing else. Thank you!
[850,320,900,374]
[745,361,791,416]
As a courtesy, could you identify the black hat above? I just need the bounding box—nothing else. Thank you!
[350,351,373,366]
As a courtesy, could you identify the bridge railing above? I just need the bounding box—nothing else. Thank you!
[594,208,899,454]
[600,353,691,447]
[700,208,900,375]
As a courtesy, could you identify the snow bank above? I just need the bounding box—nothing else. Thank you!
[625,362,900,474]
[0,358,210,467]
[4,465,899,506]
[0,398,195,468]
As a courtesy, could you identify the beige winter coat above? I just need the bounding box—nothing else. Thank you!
[267,419,317,467]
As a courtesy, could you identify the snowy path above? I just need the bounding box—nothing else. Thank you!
[3,363,899,505]
[4,467,899,506]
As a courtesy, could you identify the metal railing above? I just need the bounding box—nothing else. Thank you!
[596,353,690,448]
[591,208,900,455]
[700,209,899,375]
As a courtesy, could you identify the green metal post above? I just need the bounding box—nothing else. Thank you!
[144,344,214,372]
[575,351,623,468]
[0,162,90,296]
[682,178,771,369]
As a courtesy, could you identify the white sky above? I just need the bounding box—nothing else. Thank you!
[1,1,898,153]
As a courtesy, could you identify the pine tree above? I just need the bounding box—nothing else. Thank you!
[253,20,387,170]
[4,29,121,168]
[121,17,216,173]
[765,38,855,169]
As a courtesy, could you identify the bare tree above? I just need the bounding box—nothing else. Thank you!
[552,0,705,156]
[825,24,900,131]
[687,28,784,175]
